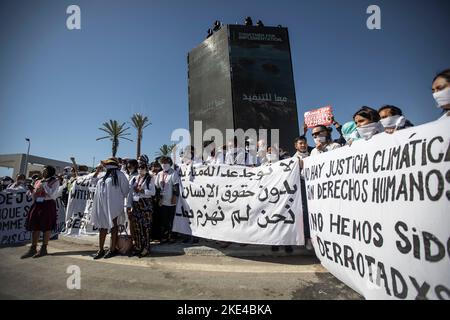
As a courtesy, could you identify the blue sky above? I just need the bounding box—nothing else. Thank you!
[1,0,449,175]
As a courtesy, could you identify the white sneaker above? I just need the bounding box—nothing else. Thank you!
[305,239,313,251]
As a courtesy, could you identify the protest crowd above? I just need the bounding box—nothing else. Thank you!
[1,69,449,261]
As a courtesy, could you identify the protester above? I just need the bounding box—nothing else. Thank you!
[292,137,314,251]
[212,145,226,165]
[6,174,27,191]
[138,154,150,167]
[294,136,313,159]
[303,117,346,146]
[60,173,70,207]
[310,125,341,156]
[126,159,138,179]
[353,106,384,140]
[244,138,258,166]
[124,159,139,236]
[78,165,90,176]
[432,69,450,120]
[155,156,180,244]
[272,137,312,253]
[225,138,245,165]
[181,146,203,166]
[330,116,347,146]
[21,166,60,258]
[278,147,290,160]
[63,166,72,178]
[31,173,42,187]
[149,161,163,243]
[203,141,216,165]
[341,121,360,145]
[127,161,155,257]
[266,146,280,164]
[56,175,65,198]
[119,158,128,175]
[256,139,267,166]
[91,158,130,259]
[65,166,78,198]
[1,176,14,191]
[378,105,413,133]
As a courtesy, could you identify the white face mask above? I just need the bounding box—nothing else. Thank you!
[433,87,450,108]
[357,122,384,140]
[162,164,171,171]
[314,136,327,145]
[266,154,278,162]
[380,115,406,129]
[296,151,309,159]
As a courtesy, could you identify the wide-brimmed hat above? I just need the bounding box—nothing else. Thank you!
[101,157,119,167]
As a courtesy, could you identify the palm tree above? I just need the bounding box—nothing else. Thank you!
[131,113,151,159]
[96,120,133,157]
[156,144,177,157]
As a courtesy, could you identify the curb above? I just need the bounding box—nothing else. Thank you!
[59,234,315,257]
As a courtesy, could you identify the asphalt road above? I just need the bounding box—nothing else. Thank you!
[0,239,362,300]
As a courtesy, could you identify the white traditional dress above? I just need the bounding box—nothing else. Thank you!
[91,169,130,230]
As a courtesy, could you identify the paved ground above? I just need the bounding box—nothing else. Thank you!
[0,238,362,300]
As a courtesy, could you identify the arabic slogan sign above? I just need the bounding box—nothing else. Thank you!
[173,158,304,245]
[303,118,450,300]
[304,106,333,128]
[0,190,66,244]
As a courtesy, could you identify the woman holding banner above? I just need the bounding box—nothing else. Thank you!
[352,106,384,140]
[127,161,155,257]
[21,166,60,259]
[91,158,130,259]
[432,69,450,120]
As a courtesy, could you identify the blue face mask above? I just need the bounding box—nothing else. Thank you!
[344,130,360,142]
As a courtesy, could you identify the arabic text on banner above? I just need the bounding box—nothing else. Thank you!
[173,158,305,246]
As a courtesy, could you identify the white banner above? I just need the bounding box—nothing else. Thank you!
[64,175,98,235]
[173,158,304,245]
[303,118,450,300]
[64,174,129,235]
[0,190,66,245]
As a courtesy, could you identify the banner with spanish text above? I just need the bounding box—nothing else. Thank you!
[303,118,450,300]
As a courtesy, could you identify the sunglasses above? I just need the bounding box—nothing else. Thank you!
[312,131,325,137]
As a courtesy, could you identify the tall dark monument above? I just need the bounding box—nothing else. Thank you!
[188,24,300,154]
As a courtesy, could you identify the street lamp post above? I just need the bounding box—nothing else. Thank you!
[24,138,30,177]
